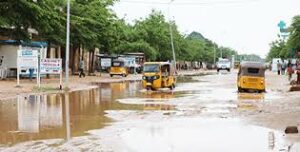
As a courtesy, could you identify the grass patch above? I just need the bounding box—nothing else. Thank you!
[32,86,62,92]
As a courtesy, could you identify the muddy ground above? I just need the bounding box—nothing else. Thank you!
[0,70,300,152]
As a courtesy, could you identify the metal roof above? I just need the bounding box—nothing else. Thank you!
[0,40,47,48]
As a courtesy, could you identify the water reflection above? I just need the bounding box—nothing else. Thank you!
[237,93,265,110]
[0,82,144,145]
[141,92,175,99]
[65,94,71,141]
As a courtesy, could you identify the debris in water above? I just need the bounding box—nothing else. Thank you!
[284,126,298,134]
[290,85,300,92]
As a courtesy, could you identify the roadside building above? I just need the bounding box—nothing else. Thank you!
[0,40,47,78]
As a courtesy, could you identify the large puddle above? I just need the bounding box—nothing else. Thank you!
[0,73,299,151]
[0,82,144,146]
[97,117,289,152]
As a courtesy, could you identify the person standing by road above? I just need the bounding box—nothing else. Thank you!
[281,61,287,75]
[29,68,34,81]
[277,61,282,75]
[297,60,300,84]
[79,59,85,78]
[287,61,294,81]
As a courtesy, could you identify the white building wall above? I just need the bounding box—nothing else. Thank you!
[0,45,19,68]
[0,44,48,69]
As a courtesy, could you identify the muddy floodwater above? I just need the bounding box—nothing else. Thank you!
[1,71,300,151]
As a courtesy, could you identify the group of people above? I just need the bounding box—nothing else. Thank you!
[277,60,300,83]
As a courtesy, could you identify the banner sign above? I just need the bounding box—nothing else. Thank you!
[101,58,111,67]
[17,50,38,69]
[119,57,136,67]
[40,58,62,74]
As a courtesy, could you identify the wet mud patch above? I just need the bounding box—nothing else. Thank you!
[176,76,200,83]
[89,116,292,152]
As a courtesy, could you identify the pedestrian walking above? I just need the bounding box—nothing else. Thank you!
[277,61,281,75]
[79,59,85,78]
[29,68,34,81]
[281,61,287,75]
[297,63,300,84]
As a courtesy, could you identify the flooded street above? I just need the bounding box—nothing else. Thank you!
[1,71,300,152]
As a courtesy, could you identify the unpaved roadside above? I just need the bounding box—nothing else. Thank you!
[0,73,141,101]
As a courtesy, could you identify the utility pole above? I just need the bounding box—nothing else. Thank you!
[65,0,70,87]
[168,0,176,74]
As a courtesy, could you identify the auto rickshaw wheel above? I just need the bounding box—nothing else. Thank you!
[258,89,266,93]
[122,74,127,77]
[169,84,175,90]
[110,74,113,77]
[238,87,243,93]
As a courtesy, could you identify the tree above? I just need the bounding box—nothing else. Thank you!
[266,39,287,61]
[0,0,46,41]
[286,15,300,58]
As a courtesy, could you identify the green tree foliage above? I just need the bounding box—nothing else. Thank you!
[287,15,300,51]
[134,11,174,61]
[267,38,288,61]
[112,10,186,62]
[1,2,247,66]
[0,0,44,41]
[183,31,237,63]
[286,15,300,58]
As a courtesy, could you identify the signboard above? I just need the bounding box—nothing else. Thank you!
[278,20,286,30]
[17,50,38,69]
[119,57,136,67]
[101,58,111,67]
[40,58,62,74]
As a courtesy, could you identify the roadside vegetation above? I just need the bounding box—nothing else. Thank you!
[0,0,258,73]
[267,15,300,60]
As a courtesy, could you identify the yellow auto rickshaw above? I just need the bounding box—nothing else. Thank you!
[142,62,176,90]
[109,59,128,77]
[237,62,266,93]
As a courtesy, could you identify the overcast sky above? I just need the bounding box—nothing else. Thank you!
[112,0,300,58]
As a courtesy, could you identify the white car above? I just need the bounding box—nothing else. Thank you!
[217,59,231,72]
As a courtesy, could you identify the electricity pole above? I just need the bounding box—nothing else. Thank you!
[168,0,176,74]
[65,0,70,87]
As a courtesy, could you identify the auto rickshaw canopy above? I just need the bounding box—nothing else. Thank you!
[143,62,174,74]
[239,62,265,77]
[112,59,125,67]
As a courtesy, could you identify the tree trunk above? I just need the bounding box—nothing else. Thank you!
[88,49,95,75]
[69,46,74,74]
[71,45,78,75]
[46,41,51,58]
[46,41,51,78]
[61,46,66,71]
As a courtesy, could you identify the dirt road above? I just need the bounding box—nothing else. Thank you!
[0,70,300,152]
